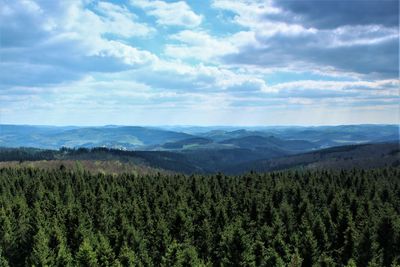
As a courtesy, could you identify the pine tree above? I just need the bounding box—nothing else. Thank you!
[318,253,335,267]
[342,214,357,264]
[288,249,303,267]
[300,229,318,267]
[313,215,329,251]
[118,243,136,267]
[76,238,98,267]
[253,241,267,266]
[97,234,116,267]
[55,242,74,267]
[357,226,376,266]
[219,222,255,266]
[0,208,13,262]
[345,258,357,267]
[29,228,53,267]
[176,244,205,267]
[161,239,181,266]
[0,247,9,267]
[376,215,397,267]
[265,248,285,267]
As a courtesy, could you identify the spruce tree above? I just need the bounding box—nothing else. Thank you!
[29,228,53,267]
[76,238,98,267]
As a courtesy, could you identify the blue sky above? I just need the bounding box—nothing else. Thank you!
[0,0,399,126]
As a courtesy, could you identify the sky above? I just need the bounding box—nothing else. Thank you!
[0,0,399,126]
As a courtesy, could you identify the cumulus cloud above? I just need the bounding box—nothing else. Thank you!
[273,0,399,29]
[212,0,399,78]
[267,79,400,98]
[165,30,238,60]
[1,0,398,125]
[131,0,202,27]
[93,1,154,37]
[0,0,157,86]
[222,27,398,77]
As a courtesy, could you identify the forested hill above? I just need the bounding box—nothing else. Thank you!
[0,142,398,174]
[0,167,399,266]
[1,124,398,150]
[224,142,400,174]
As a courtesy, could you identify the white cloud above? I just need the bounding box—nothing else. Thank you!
[58,1,158,66]
[2,0,398,125]
[94,41,157,65]
[163,30,261,63]
[1,0,157,73]
[131,0,202,27]
[211,0,399,77]
[328,25,398,47]
[95,1,154,37]
[269,79,400,93]
[165,30,238,60]
[60,1,154,45]
[211,0,282,29]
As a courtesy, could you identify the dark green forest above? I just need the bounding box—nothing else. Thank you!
[0,167,399,266]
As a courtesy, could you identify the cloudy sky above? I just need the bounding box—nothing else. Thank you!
[0,0,399,126]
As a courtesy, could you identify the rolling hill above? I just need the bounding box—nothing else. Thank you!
[0,125,193,149]
[1,124,398,151]
[218,135,318,152]
[224,142,400,174]
[0,142,398,174]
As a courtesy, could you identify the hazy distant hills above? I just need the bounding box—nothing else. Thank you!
[219,135,318,152]
[1,124,397,151]
[0,124,398,174]
[0,125,193,149]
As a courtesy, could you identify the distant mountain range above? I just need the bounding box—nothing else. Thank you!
[1,124,398,151]
[0,125,193,149]
[0,124,398,174]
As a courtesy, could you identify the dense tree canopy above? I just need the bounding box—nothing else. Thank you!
[0,167,399,266]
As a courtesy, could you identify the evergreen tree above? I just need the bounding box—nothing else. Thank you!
[219,222,255,266]
[376,214,399,267]
[357,226,376,266]
[264,248,285,267]
[318,253,336,267]
[161,239,181,267]
[0,167,398,266]
[342,213,357,264]
[118,243,136,267]
[0,247,9,267]
[55,242,74,267]
[288,249,303,267]
[76,238,98,267]
[345,258,357,267]
[29,228,53,267]
[97,234,116,267]
[300,229,318,267]
[176,244,205,267]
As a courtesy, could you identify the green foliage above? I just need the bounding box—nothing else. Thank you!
[118,243,136,266]
[96,234,116,267]
[0,167,399,266]
[346,258,357,267]
[29,228,53,266]
[76,238,98,267]
[288,249,303,267]
[0,247,9,267]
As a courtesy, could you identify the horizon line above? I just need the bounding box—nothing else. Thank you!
[0,123,398,128]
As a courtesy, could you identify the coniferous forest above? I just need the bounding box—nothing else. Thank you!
[0,167,399,266]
